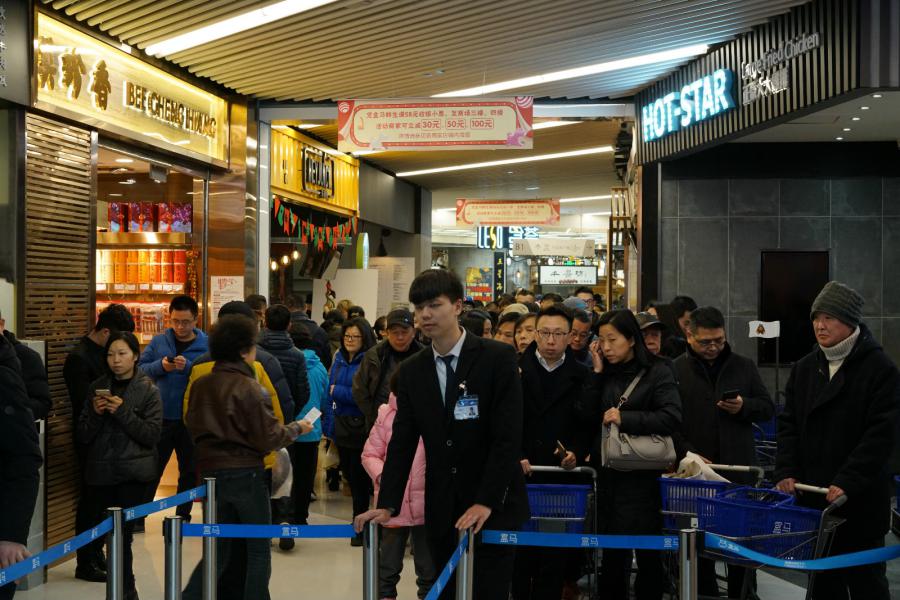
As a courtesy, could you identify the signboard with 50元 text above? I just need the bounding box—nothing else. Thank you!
[337,97,533,152]
[456,199,560,227]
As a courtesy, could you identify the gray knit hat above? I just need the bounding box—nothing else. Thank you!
[810,281,864,328]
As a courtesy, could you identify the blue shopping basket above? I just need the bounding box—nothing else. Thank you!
[659,477,730,530]
[698,487,822,560]
[524,483,592,533]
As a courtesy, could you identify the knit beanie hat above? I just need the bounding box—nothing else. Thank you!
[810,281,864,328]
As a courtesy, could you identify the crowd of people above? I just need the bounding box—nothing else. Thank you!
[0,273,897,600]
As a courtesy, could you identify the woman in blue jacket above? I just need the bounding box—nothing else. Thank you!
[327,316,376,545]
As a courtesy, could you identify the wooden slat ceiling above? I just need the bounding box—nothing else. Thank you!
[43,0,808,102]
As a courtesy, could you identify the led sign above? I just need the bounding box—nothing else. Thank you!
[477,226,507,249]
[641,69,735,142]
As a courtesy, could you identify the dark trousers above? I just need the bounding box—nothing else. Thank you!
[380,525,437,599]
[88,481,147,592]
[183,468,272,600]
[149,420,197,519]
[337,444,371,517]
[0,582,15,600]
[698,558,755,598]
[809,532,889,600]
[75,454,105,568]
[511,546,567,600]
[288,441,319,524]
[430,529,516,600]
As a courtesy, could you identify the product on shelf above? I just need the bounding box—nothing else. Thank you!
[126,250,139,284]
[97,301,168,344]
[128,202,142,232]
[160,250,173,282]
[158,203,174,233]
[141,203,156,232]
[108,202,126,232]
[113,250,127,283]
[173,204,192,233]
[138,250,151,283]
[173,250,187,284]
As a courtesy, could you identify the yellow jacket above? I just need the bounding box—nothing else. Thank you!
[183,360,283,469]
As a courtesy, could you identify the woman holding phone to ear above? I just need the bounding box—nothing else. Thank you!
[78,330,162,600]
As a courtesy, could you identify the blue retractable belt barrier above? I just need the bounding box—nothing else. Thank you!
[181,523,356,539]
[482,530,680,551]
[423,533,469,600]
[0,517,113,587]
[125,484,207,522]
[704,533,900,571]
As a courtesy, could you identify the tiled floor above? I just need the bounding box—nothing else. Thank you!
[14,477,900,599]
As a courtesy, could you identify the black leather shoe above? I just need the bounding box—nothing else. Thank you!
[75,565,107,582]
[124,587,140,600]
[350,534,363,547]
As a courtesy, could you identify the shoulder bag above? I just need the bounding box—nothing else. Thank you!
[601,369,676,471]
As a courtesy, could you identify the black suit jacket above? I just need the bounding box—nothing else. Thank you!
[378,331,529,537]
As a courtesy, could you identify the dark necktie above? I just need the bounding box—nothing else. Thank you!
[440,355,457,406]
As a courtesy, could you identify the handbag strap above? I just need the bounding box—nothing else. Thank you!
[615,369,647,409]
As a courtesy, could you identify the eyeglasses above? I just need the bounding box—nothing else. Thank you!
[695,337,726,348]
[536,330,569,341]
[343,334,362,341]
[171,318,195,327]
[571,331,591,340]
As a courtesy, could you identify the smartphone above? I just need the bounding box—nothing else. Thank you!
[165,356,175,363]
[303,407,323,424]
[722,389,740,400]
[96,388,111,397]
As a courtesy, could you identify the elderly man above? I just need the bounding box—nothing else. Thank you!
[776,281,899,600]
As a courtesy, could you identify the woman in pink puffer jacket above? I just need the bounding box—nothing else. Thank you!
[362,392,436,600]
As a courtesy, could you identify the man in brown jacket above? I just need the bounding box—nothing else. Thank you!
[182,314,312,600]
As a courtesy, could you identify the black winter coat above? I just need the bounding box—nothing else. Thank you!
[291,311,333,370]
[78,370,163,485]
[353,338,424,429]
[258,329,310,419]
[0,335,42,544]
[3,330,51,420]
[673,345,774,479]
[775,324,900,539]
[64,335,107,430]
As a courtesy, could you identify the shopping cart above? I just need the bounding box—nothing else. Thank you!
[698,483,845,600]
[752,423,777,476]
[524,465,599,599]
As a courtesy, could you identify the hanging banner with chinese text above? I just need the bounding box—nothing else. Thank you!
[456,199,560,226]
[336,97,533,152]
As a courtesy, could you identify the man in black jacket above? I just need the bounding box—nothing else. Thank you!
[776,281,900,600]
[673,306,774,598]
[286,294,332,370]
[0,312,50,420]
[0,334,42,600]
[62,303,134,582]
[354,269,529,600]
[353,307,423,429]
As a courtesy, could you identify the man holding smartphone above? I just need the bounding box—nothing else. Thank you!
[672,306,774,598]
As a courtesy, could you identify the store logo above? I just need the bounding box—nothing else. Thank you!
[741,32,820,105]
[641,69,735,142]
[477,226,507,249]
[302,147,334,199]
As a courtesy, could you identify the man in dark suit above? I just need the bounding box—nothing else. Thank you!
[355,269,529,599]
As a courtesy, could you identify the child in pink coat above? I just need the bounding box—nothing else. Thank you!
[362,391,436,600]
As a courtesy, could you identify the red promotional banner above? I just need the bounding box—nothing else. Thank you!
[456,199,561,226]
[337,97,533,152]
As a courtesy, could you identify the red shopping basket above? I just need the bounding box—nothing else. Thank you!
[524,483,592,533]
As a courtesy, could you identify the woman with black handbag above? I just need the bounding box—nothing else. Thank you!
[582,310,681,600]
[326,316,377,545]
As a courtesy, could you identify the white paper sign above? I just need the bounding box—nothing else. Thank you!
[749,320,780,339]
[539,265,597,286]
[512,238,595,257]
[210,276,245,321]
[368,257,416,317]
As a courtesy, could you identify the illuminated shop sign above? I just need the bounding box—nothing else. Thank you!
[641,69,735,142]
[741,32,820,105]
[123,82,218,138]
[476,226,507,249]
[302,147,335,199]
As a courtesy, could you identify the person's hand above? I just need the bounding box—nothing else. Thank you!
[105,395,124,414]
[295,419,314,435]
[455,504,492,533]
[329,384,335,395]
[173,355,187,371]
[716,395,743,415]
[589,339,603,374]
[603,407,621,426]
[0,540,31,570]
[162,357,176,373]
[776,477,797,494]
[353,508,392,533]
[560,451,577,470]
[92,395,108,415]
[826,485,846,503]
[520,459,532,475]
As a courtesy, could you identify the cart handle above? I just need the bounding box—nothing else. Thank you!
[794,483,849,508]
[528,465,598,480]
[706,464,765,484]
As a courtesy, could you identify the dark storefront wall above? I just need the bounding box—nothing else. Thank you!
[656,141,900,365]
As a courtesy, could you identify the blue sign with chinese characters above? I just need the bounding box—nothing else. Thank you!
[641,69,735,142]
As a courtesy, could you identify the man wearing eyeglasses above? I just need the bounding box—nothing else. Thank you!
[672,306,773,599]
[514,303,592,600]
[138,295,208,523]
[567,308,594,369]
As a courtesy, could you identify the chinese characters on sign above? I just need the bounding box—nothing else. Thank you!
[508,226,540,240]
[641,69,735,142]
[741,32,819,105]
[539,265,597,286]
[512,238,594,257]
[210,276,245,320]
[456,199,560,227]
[493,252,506,299]
[337,97,533,152]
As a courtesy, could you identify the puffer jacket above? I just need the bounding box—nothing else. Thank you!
[258,329,310,418]
[78,370,162,485]
[3,330,51,420]
[328,349,365,418]
[361,393,425,527]
[138,328,208,420]
[297,349,327,442]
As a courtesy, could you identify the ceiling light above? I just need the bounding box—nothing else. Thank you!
[281,255,290,265]
[835,137,844,141]
[852,117,861,121]
[842,128,851,132]
[270,261,278,272]
[297,124,321,129]
[352,150,382,156]
[115,158,134,163]
[532,121,579,130]
[118,179,136,185]
[292,250,300,260]
[526,186,540,190]
[108,193,123,197]
[584,211,612,216]
[396,146,613,177]
[145,0,339,56]
[560,195,613,203]
[507,171,514,174]
[432,44,708,97]
[434,208,456,213]
[873,94,883,98]
[860,106,870,110]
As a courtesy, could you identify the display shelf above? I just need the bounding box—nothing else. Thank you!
[96,231,192,247]
[96,283,186,294]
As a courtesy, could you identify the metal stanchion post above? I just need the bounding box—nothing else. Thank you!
[363,521,380,600]
[455,528,474,600]
[164,516,183,600]
[106,507,124,600]
[202,477,217,600]
[679,528,698,600]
